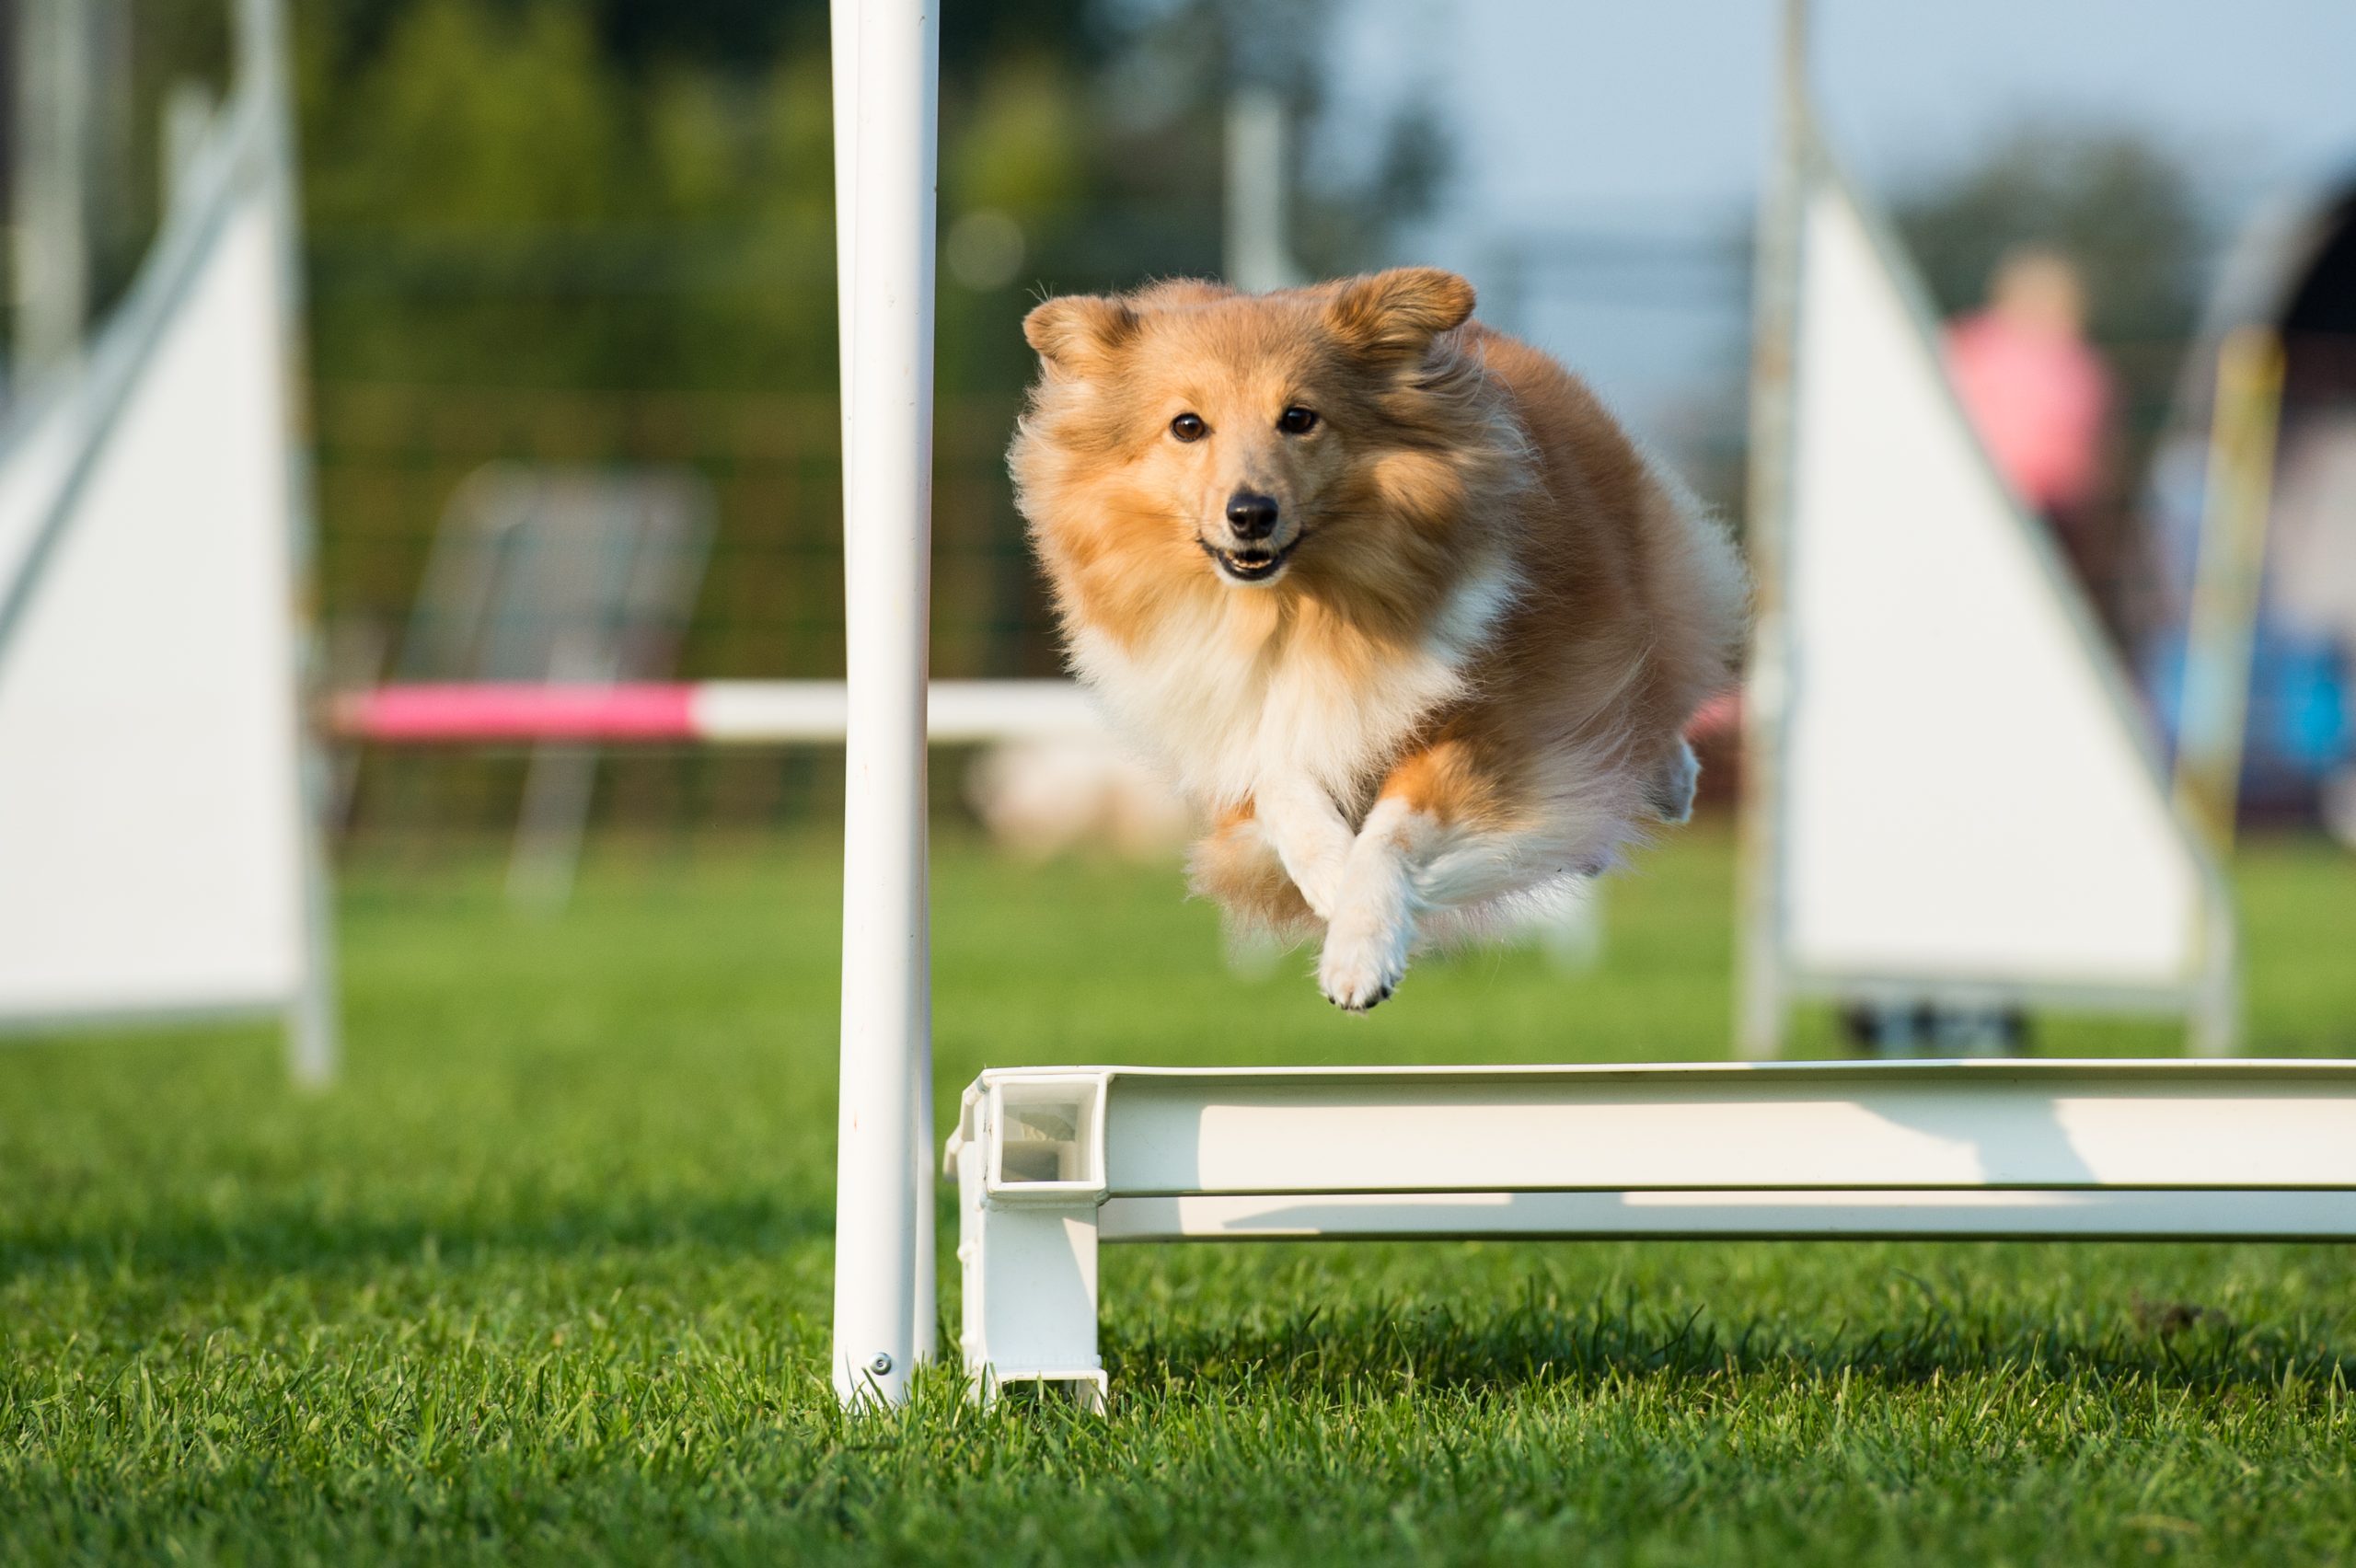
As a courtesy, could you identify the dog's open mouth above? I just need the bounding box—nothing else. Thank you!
[1202,538,1298,583]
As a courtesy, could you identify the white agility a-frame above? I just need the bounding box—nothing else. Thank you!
[0,0,336,1083]
[1732,43,2235,1059]
[826,0,2341,1412]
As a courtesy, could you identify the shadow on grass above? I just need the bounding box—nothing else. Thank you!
[1108,1282,2356,1401]
[0,1191,832,1284]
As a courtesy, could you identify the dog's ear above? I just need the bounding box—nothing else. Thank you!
[1023,294,1141,372]
[1324,268,1475,361]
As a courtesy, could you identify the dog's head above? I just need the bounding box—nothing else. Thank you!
[1013,269,1484,598]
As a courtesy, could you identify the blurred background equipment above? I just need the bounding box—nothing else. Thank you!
[1735,51,2233,1061]
[391,464,713,909]
[10,0,98,384]
[1224,84,1307,294]
[2147,181,2356,843]
[0,0,333,1080]
[2171,327,2285,851]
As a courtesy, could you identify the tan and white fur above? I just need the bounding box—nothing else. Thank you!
[1011,269,1746,1010]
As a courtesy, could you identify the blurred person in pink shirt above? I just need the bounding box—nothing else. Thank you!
[1944,248,2120,633]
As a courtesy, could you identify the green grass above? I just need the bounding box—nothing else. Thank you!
[6,824,2356,1564]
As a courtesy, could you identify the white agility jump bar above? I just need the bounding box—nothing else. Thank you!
[948,1058,2356,1406]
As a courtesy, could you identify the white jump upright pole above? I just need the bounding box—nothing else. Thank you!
[828,0,940,1408]
[242,0,342,1090]
[1735,0,1806,1060]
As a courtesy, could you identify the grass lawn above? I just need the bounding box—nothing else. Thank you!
[5,823,2355,1564]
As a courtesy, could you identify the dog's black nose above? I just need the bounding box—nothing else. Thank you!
[1226,490,1279,541]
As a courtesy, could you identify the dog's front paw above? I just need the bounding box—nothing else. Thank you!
[1257,776,1354,922]
[1288,843,1348,923]
[1318,917,1412,1013]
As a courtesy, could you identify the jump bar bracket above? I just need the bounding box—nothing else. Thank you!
[945,1058,2356,1403]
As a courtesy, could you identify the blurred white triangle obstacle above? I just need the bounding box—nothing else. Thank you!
[1733,119,2235,1058]
[0,0,335,1082]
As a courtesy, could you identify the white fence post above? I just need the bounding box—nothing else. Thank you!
[828,0,940,1409]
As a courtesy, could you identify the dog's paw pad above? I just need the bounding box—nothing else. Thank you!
[1318,931,1407,1013]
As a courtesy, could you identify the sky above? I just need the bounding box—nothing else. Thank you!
[1328,0,2356,451]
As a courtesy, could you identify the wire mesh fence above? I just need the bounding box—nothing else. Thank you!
[318,381,1056,849]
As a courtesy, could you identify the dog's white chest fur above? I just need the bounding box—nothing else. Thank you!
[1069,564,1515,811]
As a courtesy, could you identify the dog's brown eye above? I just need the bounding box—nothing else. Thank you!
[1277,406,1319,434]
[1170,412,1207,443]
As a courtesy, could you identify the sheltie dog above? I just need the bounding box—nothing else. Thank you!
[1010,268,1746,1010]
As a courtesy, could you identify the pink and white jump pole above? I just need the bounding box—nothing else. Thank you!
[828,0,939,1408]
[332,679,1094,745]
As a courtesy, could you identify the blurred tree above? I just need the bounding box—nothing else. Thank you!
[1068,0,1447,285]
[287,0,1446,394]
[1898,126,2205,343]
